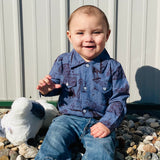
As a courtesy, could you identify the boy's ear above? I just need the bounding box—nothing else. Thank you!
[106,29,111,42]
[67,31,72,42]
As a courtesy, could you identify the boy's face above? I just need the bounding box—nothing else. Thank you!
[67,13,110,62]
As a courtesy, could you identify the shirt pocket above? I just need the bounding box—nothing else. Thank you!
[63,76,77,88]
[93,82,112,105]
[62,76,77,97]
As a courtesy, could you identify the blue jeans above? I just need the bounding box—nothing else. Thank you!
[35,115,116,160]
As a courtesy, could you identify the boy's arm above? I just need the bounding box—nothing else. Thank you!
[99,63,129,133]
[37,55,63,97]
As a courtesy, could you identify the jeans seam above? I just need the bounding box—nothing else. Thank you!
[80,118,92,138]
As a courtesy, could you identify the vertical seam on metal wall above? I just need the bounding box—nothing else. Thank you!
[19,0,25,97]
[0,0,7,98]
[114,0,118,60]
[67,0,70,52]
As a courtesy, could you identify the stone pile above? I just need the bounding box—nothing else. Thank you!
[0,110,160,160]
[115,113,160,160]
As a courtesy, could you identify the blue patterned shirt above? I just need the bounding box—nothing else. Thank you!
[46,49,129,131]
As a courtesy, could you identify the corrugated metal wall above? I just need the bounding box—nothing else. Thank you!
[117,0,160,104]
[0,0,160,104]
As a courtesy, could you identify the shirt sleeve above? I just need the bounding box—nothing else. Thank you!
[40,56,63,97]
[99,62,129,132]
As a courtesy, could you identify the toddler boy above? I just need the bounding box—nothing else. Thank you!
[35,5,129,160]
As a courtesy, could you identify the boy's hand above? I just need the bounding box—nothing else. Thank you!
[90,122,111,138]
[37,75,61,95]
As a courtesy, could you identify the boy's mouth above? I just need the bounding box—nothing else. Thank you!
[83,46,96,49]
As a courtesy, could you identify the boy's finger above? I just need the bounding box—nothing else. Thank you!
[99,132,108,138]
[45,75,52,79]
[91,130,102,138]
[54,84,61,89]
[44,78,51,85]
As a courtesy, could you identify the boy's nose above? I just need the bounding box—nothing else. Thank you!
[84,34,93,42]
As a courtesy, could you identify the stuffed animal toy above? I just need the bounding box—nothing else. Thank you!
[1,97,59,146]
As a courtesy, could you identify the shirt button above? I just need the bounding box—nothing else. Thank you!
[103,87,107,91]
[86,64,89,67]
[84,86,87,90]
[82,109,87,113]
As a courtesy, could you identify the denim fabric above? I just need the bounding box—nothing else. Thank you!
[45,49,129,132]
[35,115,116,160]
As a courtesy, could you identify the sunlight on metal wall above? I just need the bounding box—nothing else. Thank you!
[0,0,160,104]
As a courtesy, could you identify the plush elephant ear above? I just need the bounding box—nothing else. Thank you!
[31,101,45,120]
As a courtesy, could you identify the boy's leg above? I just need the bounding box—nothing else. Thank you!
[35,115,78,160]
[81,128,116,160]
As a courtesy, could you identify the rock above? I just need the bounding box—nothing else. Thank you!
[150,122,159,128]
[0,137,8,143]
[126,147,135,155]
[143,114,150,119]
[143,144,157,153]
[130,141,135,147]
[134,130,143,136]
[145,135,154,141]
[11,147,19,152]
[9,150,18,160]
[0,142,4,149]
[128,120,135,128]
[154,141,160,151]
[123,134,132,140]
[16,155,25,160]
[115,151,124,160]
[137,142,145,152]
[144,152,152,160]
[132,134,142,144]
[18,143,38,158]
[0,149,10,157]
[151,153,159,160]
[137,126,155,135]
[124,155,133,160]
[0,155,9,160]
[5,144,14,149]
[146,118,157,124]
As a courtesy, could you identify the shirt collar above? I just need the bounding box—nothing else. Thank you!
[70,49,86,68]
[70,49,111,72]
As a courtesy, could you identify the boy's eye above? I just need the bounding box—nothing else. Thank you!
[93,31,101,34]
[77,32,83,35]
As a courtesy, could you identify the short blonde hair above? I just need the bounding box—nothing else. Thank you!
[68,5,110,31]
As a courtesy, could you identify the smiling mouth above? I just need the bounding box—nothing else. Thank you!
[83,46,96,49]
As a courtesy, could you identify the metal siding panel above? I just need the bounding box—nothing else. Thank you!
[117,0,160,104]
[36,0,52,84]
[155,1,160,69]
[22,0,38,99]
[117,0,132,91]
[12,0,24,99]
[98,0,116,58]
[22,0,69,100]
[145,0,158,66]
[130,0,147,103]
[0,0,7,99]
[0,0,22,100]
